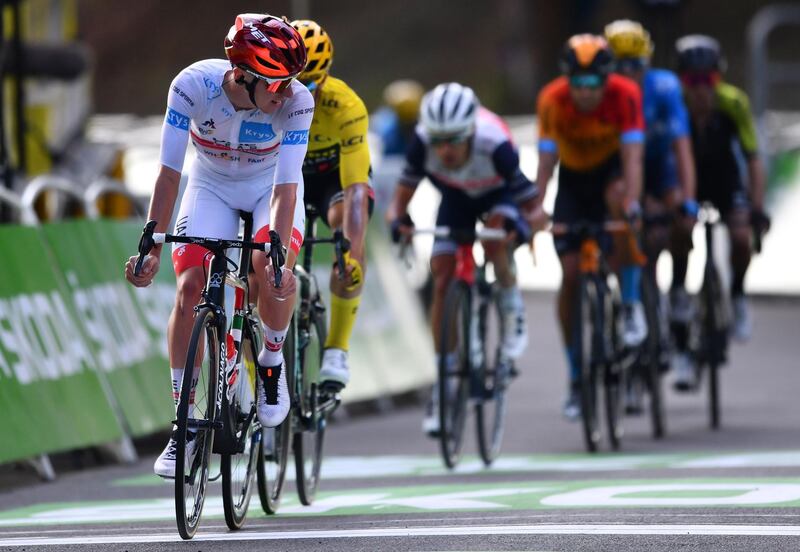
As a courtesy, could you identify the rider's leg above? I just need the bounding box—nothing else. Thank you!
[320,184,372,388]
[727,206,754,341]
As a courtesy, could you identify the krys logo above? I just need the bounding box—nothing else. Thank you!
[282,130,309,145]
[166,108,190,131]
[239,122,276,143]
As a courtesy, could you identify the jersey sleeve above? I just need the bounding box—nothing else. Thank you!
[337,96,371,188]
[398,131,427,189]
[662,74,690,141]
[273,85,315,185]
[492,141,538,203]
[619,82,645,144]
[536,89,559,155]
[159,69,200,173]
[724,87,759,157]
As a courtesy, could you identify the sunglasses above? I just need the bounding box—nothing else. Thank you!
[241,67,295,93]
[569,73,605,89]
[680,72,718,87]
[615,57,647,75]
[429,134,470,146]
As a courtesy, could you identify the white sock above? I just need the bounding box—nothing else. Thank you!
[259,324,288,367]
[170,366,198,423]
[499,285,523,313]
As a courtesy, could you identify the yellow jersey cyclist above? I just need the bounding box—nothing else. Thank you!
[670,35,771,389]
[290,19,373,389]
[535,35,647,420]
[387,82,541,435]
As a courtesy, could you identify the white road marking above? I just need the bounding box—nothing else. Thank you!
[2,523,800,546]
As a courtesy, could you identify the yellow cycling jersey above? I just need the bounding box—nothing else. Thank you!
[303,76,371,188]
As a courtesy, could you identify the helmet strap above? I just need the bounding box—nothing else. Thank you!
[243,77,260,107]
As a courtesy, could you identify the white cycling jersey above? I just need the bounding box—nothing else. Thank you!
[159,59,314,184]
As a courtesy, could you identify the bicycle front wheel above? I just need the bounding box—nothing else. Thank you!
[438,280,471,469]
[574,276,600,453]
[701,266,726,430]
[294,307,327,506]
[640,270,665,438]
[475,291,509,466]
[175,307,218,540]
[603,280,624,451]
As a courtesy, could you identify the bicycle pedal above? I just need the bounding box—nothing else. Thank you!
[319,380,345,395]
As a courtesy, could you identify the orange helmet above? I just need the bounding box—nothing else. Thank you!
[224,14,307,91]
[559,34,614,77]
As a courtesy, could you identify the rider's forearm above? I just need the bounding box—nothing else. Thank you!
[343,183,369,260]
[535,151,558,208]
[270,183,298,250]
[620,142,644,206]
[145,165,182,257]
[673,136,696,202]
[748,157,767,212]
[386,184,414,222]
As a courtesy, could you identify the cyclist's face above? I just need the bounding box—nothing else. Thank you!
[431,139,471,169]
[569,83,605,112]
[252,77,294,113]
[682,82,715,114]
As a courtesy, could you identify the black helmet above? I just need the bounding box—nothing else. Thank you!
[559,34,615,77]
[675,34,725,73]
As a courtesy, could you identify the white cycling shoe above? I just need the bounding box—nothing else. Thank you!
[153,430,198,479]
[731,296,752,342]
[320,348,350,389]
[257,360,290,428]
[501,306,529,360]
[622,301,648,348]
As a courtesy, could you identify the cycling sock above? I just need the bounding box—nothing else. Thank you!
[621,264,642,304]
[499,285,523,313]
[259,324,288,367]
[731,272,745,298]
[324,293,361,351]
[170,367,198,421]
[565,346,580,383]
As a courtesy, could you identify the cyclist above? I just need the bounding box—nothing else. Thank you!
[123,14,313,478]
[371,79,425,156]
[605,20,697,407]
[671,35,770,388]
[289,19,372,390]
[534,35,647,420]
[386,82,541,435]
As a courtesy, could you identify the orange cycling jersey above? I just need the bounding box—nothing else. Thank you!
[537,74,644,172]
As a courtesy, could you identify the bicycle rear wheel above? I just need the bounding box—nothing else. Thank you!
[175,307,218,540]
[640,270,665,438]
[294,307,327,506]
[603,281,624,451]
[438,280,472,469]
[254,321,291,515]
[475,291,509,466]
[574,276,600,453]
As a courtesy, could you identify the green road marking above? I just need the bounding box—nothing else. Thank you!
[3,478,800,527]
[113,450,800,487]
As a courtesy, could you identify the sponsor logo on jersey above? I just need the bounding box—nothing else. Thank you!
[197,118,216,136]
[204,77,222,100]
[343,135,365,147]
[171,85,195,107]
[239,122,276,142]
[288,107,314,119]
[166,108,190,131]
[282,130,309,145]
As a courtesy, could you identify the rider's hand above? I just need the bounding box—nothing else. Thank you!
[124,254,160,288]
[523,204,550,235]
[681,198,699,221]
[264,264,296,302]
[335,252,363,291]
[390,213,414,244]
[751,208,771,234]
[624,198,643,230]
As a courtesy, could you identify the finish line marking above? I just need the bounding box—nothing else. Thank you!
[2,523,800,545]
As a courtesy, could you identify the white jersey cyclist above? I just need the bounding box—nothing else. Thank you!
[160,58,314,271]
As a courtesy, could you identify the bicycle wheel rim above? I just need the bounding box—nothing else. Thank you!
[438,281,471,469]
[575,278,600,453]
[476,294,508,466]
[175,308,217,540]
[221,417,258,530]
[604,281,624,450]
[295,311,326,505]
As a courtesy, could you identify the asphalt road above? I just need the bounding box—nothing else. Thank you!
[0,292,798,551]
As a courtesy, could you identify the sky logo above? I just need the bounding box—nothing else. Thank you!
[239,122,276,142]
[282,130,309,145]
[166,108,190,131]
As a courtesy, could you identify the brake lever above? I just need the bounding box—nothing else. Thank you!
[134,220,158,276]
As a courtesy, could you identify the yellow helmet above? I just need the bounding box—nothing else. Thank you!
[291,19,333,84]
[604,19,653,59]
[383,80,425,125]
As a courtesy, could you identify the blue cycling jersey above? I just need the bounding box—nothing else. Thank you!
[641,68,690,194]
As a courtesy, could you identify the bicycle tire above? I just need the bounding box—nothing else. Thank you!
[603,280,624,451]
[438,280,472,469]
[256,318,291,515]
[703,266,725,430]
[640,270,666,438]
[175,307,218,540]
[574,276,600,453]
[475,291,509,466]
[294,306,327,505]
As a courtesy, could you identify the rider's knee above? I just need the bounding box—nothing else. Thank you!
[176,269,205,314]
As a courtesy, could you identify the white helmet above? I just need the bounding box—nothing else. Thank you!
[420,82,479,138]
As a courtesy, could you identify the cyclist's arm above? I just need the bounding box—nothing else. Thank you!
[339,99,371,260]
[664,74,696,202]
[620,141,644,208]
[535,90,559,208]
[619,83,646,209]
[145,166,182,257]
[386,130,425,222]
[748,156,767,213]
[272,85,314,250]
[673,136,696,203]
[534,151,558,209]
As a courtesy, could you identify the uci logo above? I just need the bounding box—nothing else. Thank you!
[209,272,224,288]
